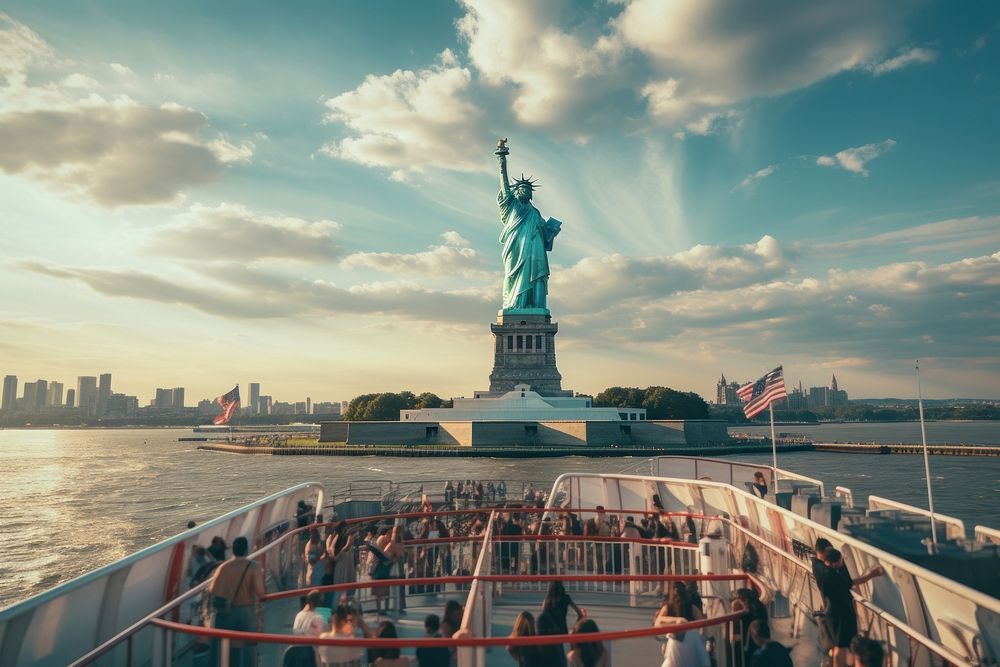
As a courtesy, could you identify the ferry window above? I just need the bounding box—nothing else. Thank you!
[536,335,542,351]
[526,335,533,350]
[630,413,637,421]
[517,335,523,350]
[639,414,645,420]
[619,412,628,420]
[507,335,513,350]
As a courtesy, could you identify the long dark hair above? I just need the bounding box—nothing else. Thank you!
[571,618,605,667]
[543,580,567,610]
[370,621,400,660]
[736,588,768,621]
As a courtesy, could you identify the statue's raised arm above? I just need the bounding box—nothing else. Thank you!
[495,137,511,198]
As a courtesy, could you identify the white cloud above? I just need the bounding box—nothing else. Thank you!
[109,63,134,76]
[615,0,914,125]
[865,47,936,75]
[733,164,778,192]
[342,231,491,279]
[148,203,342,262]
[0,14,251,206]
[457,1,620,130]
[320,51,484,175]
[814,216,1000,254]
[816,139,896,176]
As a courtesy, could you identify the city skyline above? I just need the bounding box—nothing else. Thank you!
[1,3,998,401]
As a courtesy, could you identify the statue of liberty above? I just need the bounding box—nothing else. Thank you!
[494,138,562,312]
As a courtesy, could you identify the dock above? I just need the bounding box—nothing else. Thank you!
[814,442,1000,456]
[196,442,813,457]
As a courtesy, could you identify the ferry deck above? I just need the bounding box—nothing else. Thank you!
[0,456,997,666]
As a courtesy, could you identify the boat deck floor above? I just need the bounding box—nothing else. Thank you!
[175,588,823,665]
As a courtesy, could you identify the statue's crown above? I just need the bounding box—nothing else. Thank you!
[513,173,540,190]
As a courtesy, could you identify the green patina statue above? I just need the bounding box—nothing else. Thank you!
[494,138,562,313]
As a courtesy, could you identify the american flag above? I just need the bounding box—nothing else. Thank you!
[213,385,240,425]
[737,366,787,419]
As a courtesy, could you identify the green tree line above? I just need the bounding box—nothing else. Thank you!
[592,386,711,419]
[342,391,451,421]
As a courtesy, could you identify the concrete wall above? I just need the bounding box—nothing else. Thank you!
[319,418,729,447]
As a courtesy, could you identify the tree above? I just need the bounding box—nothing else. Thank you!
[415,392,445,409]
[595,385,710,420]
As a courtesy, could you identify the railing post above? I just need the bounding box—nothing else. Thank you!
[220,638,230,667]
[151,624,163,667]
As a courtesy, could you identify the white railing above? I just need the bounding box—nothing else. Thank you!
[974,526,1000,546]
[650,455,825,497]
[867,495,967,540]
[550,470,1000,667]
[458,511,497,667]
[0,482,324,667]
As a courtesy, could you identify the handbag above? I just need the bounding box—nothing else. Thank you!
[212,562,252,614]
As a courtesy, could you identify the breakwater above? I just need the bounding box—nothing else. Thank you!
[197,442,814,458]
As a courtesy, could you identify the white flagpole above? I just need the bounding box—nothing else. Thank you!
[769,401,779,490]
[916,361,938,553]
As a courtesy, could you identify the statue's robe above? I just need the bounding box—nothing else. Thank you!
[497,188,562,310]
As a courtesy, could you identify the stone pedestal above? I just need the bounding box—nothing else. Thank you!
[487,310,572,396]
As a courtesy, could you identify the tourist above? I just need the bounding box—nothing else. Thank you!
[207,536,265,667]
[369,620,412,666]
[368,531,393,615]
[812,538,835,652]
[415,614,450,667]
[751,471,769,498]
[657,582,703,623]
[487,481,496,501]
[566,618,608,667]
[498,480,507,500]
[318,601,372,667]
[732,588,769,666]
[293,590,327,637]
[748,619,792,667]
[508,611,542,667]
[654,607,709,667]
[684,517,699,544]
[536,609,569,667]
[208,536,227,562]
[304,528,326,588]
[850,636,885,667]
[501,513,523,573]
[444,481,454,507]
[820,548,885,667]
[296,500,314,530]
[541,580,584,635]
[440,599,464,638]
[621,516,642,573]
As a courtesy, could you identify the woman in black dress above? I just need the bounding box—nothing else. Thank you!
[541,580,583,635]
[821,548,885,667]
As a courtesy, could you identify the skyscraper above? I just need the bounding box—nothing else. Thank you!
[46,381,64,407]
[154,388,173,410]
[65,388,76,409]
[98,373,112,416]
[2,375,16,412]
[172,387,185,410]
[77,376,98,417]
[34,379,48,412]
[248,382,260,414]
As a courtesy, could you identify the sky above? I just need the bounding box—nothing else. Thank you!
[0,1,998,405]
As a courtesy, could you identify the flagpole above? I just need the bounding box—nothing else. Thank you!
[916,361,938,554]
[769,402,779,490]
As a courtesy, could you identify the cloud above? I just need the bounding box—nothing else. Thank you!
[865,47,936,75]
[814,216,1000,254]
[615,0,914,124]
[25,260,495,324]
[733,164,778,192]
[147,203,342,262]
[816,139,896,176]
[109,63,134,76]
[457,1,621,130]
[0,14,250,206]
[320,50,484,175]
[551,235,793,311]
[342,231,491,278]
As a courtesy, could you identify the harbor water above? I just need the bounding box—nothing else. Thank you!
[1,423,998,608]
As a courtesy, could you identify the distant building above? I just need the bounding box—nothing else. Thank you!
[314,401,340,415]
[107,393,139,417]
[306,397,312,414]
[172,387,185,410]
[65,388,75,409]
[98,373,112,416]
[830,374,849,406]
[154,388,173,410]
[805,375,848,409]
[77,376,98,417]
[715,373,743,405]
[46,381,64,407]
[197,398,217,415]
[22,382,38,411]
[258,395,273,415]
[272,401,294,415]
[248,382,260,414]
[2,375,17,412]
